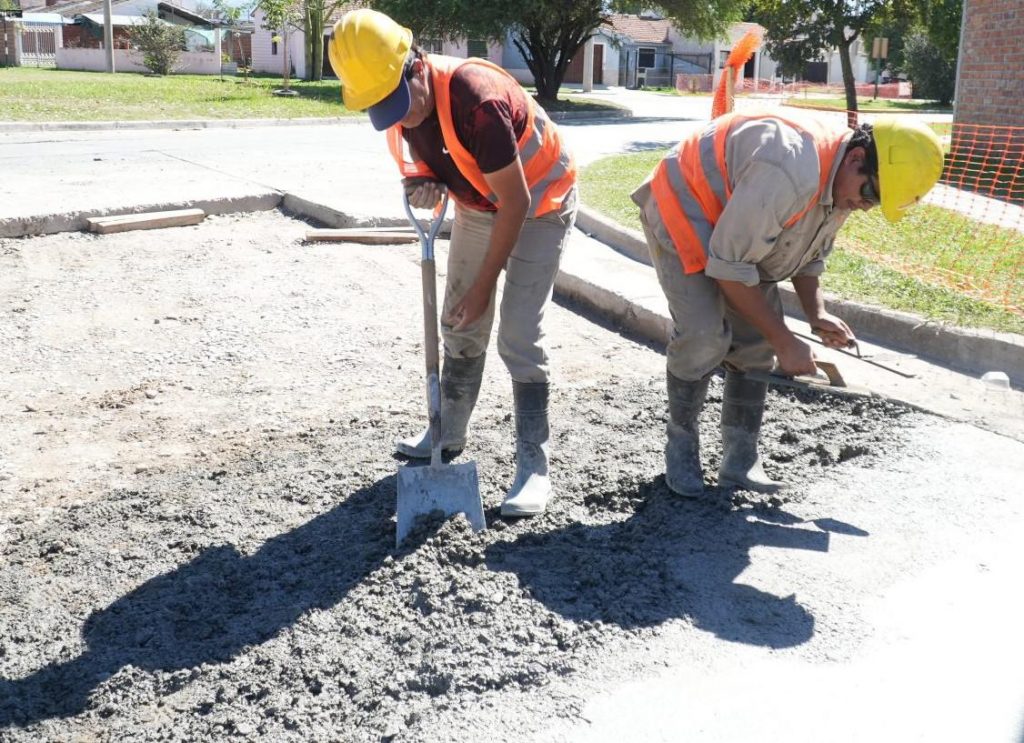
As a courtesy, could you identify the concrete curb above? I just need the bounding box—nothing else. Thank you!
[0,117,364,133]
[281,193,454,235]
[547,108,633,122]
[574,205,1024,386]
[0,108,632,134]
[0,193,283,238]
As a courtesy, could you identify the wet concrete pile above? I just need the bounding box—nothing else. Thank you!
[0,375,919,742]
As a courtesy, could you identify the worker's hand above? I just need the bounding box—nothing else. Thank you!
[403,178,447,210]
[444,283,491,332]
[809,312,856,350]
[775,335,818,377]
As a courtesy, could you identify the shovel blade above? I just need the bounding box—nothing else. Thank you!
[396,460,484,547]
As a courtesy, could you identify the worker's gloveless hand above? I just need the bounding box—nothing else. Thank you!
[403,178,447,210]
[444,282,491,332]
[809,312,856,349]
[775,335,818,376]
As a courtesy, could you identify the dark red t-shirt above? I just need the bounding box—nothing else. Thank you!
[403,60,530,211]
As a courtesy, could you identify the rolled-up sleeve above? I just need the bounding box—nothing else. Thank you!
[705,161,807,286]
[795,257,826,277]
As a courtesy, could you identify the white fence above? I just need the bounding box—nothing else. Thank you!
[56,47,220,74]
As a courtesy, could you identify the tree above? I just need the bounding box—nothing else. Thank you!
[127,10,185,75]
[371,0,743,102]
[918,0,961,54]
[749,0,914,118]
[859,0,959,102]
[902,31,955,104]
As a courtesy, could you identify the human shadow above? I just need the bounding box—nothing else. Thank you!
[0,475,398,728]
[486,480,851,649]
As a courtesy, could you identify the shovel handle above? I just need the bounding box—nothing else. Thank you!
[404,190,450,466]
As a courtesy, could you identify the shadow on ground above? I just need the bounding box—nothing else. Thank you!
[487,480,846,648]
[0,476,397,728]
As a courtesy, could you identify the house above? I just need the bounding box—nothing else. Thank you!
[602,14,780,91]
[3,0,249,73]
[499,15,779,92]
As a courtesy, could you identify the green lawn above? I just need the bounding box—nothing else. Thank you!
[0,67,356,121]
[580,149,1024,335]
[784,96,952,112]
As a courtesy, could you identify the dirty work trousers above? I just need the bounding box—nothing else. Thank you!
[441,187,577,383]
[640,206,781,382]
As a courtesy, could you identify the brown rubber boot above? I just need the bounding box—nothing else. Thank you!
[396,353,486,458]
[718,371,785,493]
[666,371,710,497]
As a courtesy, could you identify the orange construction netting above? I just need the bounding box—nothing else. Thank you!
[816,112,1023,316]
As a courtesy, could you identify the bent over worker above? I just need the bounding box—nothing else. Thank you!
[328,9,577,516]
[631,111,943,496]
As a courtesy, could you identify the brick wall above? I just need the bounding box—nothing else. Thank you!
[955,0,1024,126]
[1,19,15,65]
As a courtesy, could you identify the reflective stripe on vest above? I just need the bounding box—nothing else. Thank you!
[386,55,576,217]
[653,111,847,274]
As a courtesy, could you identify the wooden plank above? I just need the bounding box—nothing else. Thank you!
[87,209,206,234]
[305,228,419,244]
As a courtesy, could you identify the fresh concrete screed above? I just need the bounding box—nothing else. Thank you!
[1,116,1023,741]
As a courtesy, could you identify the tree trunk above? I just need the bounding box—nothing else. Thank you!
[838,34,858,127]
[512,32,581,104]
[309,11,323,82]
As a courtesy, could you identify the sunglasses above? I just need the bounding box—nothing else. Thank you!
[860,176,881,205]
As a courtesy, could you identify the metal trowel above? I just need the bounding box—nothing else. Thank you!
[746,360,877,399]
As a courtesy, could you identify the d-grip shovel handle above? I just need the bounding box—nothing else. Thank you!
[402,190,450,466]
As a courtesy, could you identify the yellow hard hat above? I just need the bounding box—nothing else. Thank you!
[328,9,412,113]
[873,118,945,222]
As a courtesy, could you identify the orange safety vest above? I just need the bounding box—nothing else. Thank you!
[651,111,849,274]
[386,55,576,218]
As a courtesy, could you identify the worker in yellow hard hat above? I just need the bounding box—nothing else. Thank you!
[328,9,578,517]
[631,111,943,498]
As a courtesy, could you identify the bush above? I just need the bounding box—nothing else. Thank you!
[902,32,955,105]
[127,11,185,75]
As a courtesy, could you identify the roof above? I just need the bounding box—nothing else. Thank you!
[22,11,69,23]
[157,1,211,26]
[76,12,162,26]
[325,1,364,27]
[605,13,673,45]
[47,0,123,17]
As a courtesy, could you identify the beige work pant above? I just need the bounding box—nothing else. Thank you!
[441,187,577,383]
[641,208,780,382]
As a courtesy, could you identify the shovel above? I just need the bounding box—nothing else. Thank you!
[395,190,485,548]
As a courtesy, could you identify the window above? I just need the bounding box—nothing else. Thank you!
[637,46,655,69]
[467,39,488,58]
[271,37,278,55]
[419,38,443,54]
[718,50,729,69]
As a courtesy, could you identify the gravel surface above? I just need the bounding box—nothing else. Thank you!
[0,211,947,741]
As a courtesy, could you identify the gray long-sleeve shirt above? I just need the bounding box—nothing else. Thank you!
[633,117,853,286]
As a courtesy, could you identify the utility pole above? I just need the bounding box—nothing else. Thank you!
[102,0,114,72]
[871,36,888,100]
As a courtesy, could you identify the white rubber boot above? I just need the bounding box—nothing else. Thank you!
[501,381,551,516]
[396,353,485,459]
